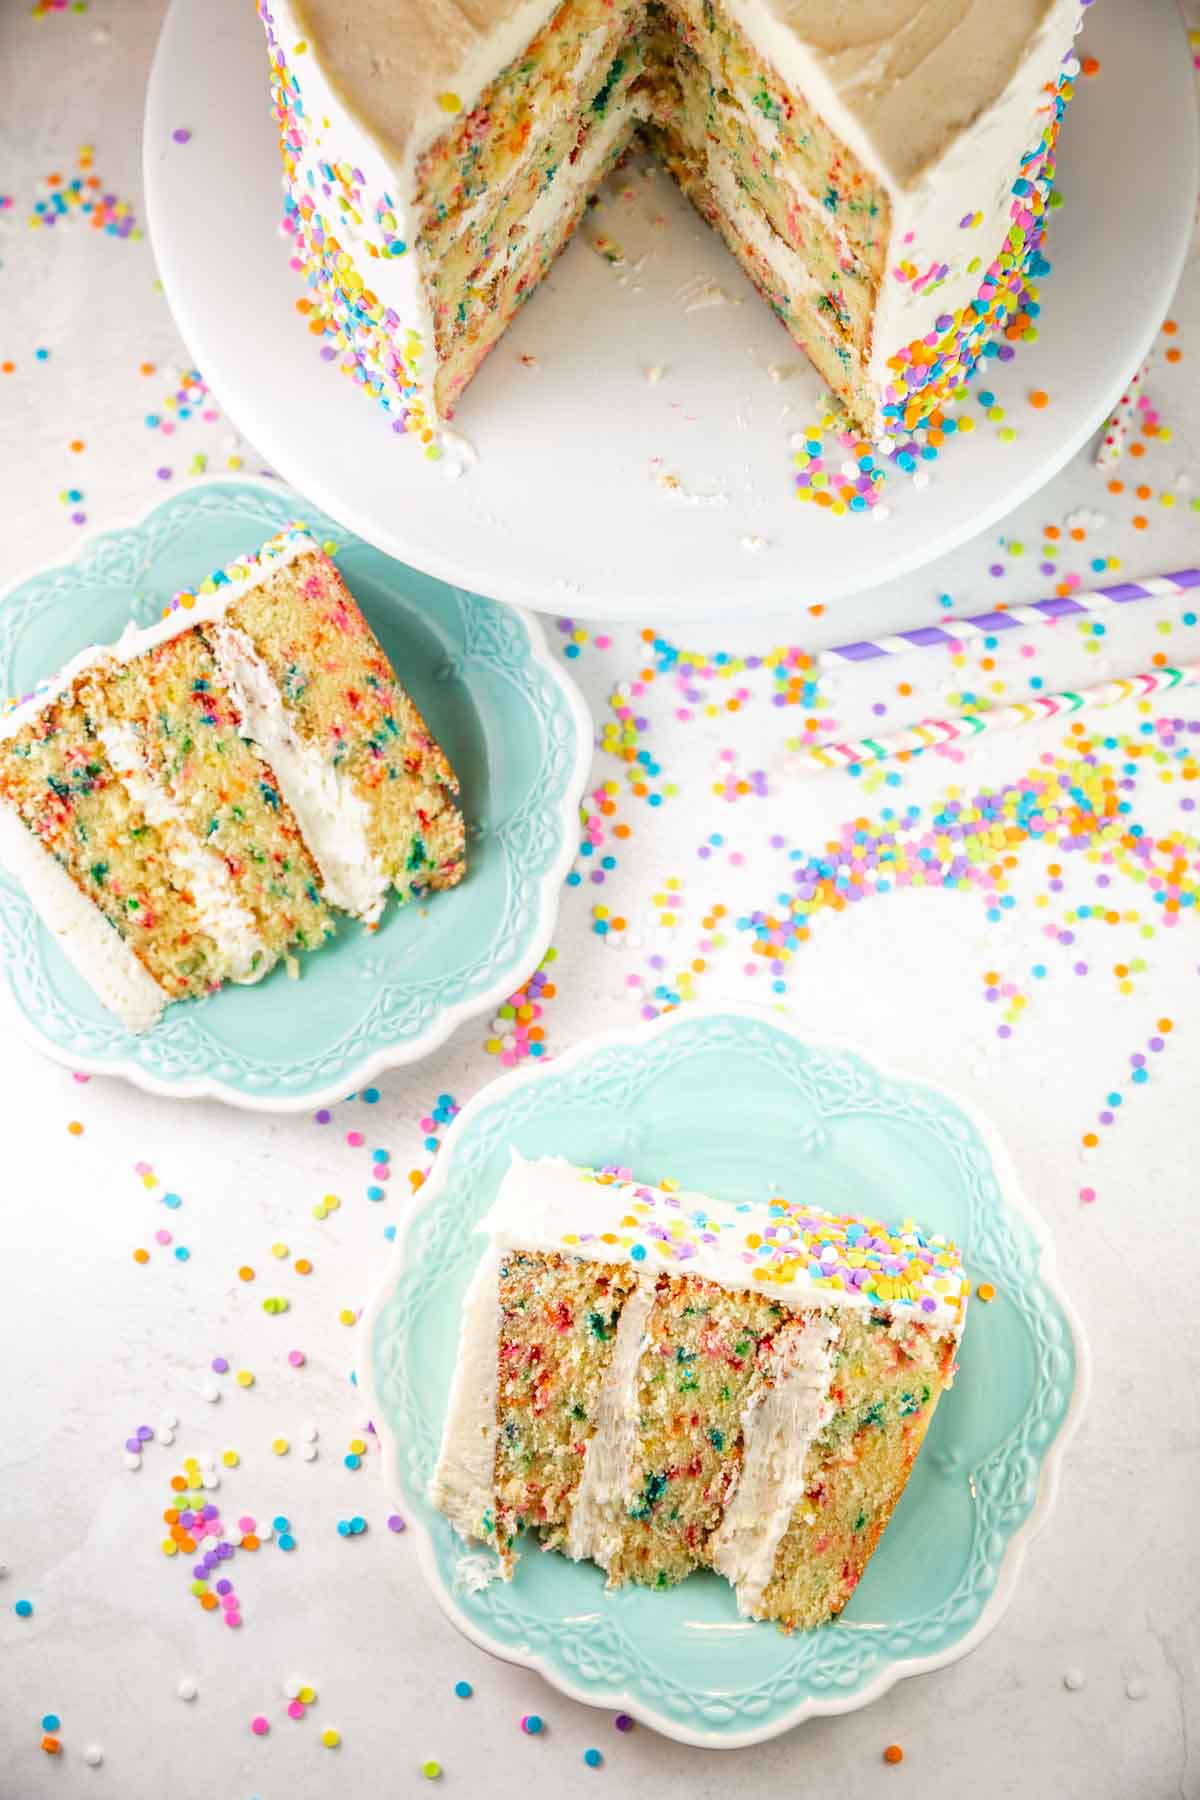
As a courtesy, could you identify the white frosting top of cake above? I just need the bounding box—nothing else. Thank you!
[289,0,1066,191]
[484,1153,969,1333]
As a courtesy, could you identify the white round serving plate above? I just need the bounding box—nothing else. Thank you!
[144,0,1197,623]
[358,1005,1089,1746]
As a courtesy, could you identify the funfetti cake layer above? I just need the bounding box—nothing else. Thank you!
[0,526,465,1031]
[258,0,1083,449]
[431,1154,968,1630]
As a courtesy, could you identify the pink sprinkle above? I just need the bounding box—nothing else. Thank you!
[251,1716,269,1737]
[347,1130,365,1146]
[288,1349,306,1367]
[1079,1187,1096,1204]
[287,1700,306,1720]
[135,1161,151,1174]
[155,1229,172,1245]
[238,1516,256,1534]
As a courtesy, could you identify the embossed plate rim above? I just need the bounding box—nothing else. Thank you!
[360,1003,1089,1746]
[0,474,593,1111]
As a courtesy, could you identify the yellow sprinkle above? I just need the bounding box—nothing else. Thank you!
[161,1539,178,1556]
[338,1309,356,1327]
[222,1449,239,1468]
[299,1685,317,1705]
[321,1728,341,1748]
[235,1369,255,1388]
[272,1242,289,1259]
[272,1438,290,1456]
[436,91,462,113]
[348,1439,366,1455]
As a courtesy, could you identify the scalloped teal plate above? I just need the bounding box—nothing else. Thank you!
[362,1006,1088,1746]
[0,479,591,1109]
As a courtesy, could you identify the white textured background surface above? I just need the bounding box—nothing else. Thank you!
[1,4,1199,1797]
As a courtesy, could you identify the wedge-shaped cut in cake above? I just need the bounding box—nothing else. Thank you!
[258,0,1083,446]
[431,1154,968,1630]
[0,527,465,1031]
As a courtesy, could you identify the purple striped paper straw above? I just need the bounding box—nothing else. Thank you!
[818,570,1200,669]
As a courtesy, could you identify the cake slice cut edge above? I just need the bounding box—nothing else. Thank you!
[430,1152,969,1630]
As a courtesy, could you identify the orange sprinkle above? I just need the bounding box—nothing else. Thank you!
[170,1475,187,1492]
[1165,348,1182,364]
[1129,441,1145,458]
[1,360,14,374]
[1162,319,1178,335]
[1132,516,1148,531]
[68,439,85,453]
[67,1120,83,1135]
[1043,525,1061,541]
[139,360,156,375]
[1081,54,1100,75]
[199,1592,219,1611]
[977,1283,996,1303]
[41,1737,61,1756]
[883,1745,904,1766]
[238,1265,255,1281]
[133,1248,150,1265]
[1082,1132,1099,1148]
[295,1258,313,1275]
[241,1534,260,1551]
[1028,389,1049,409]
[1107,479,1124,495]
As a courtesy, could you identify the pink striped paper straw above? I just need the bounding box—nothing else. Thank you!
[792,663,1200,775]
[818,569,1200,670]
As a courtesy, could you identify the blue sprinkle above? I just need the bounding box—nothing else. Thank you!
[454,1681,472,1699]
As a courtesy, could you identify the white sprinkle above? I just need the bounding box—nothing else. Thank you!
[201,1471,220,1490]
[301,1424,319,1443]
[740,535,768,553]
[84,1746,104,1767]
[123,1451,142,1471]
[258,1523,274,1542]
[201,1380,220,1403]
[912,470,931,489]
[1125,1676,1147,1701]
[158,1429,175,1446]
[284,1677,303,1700]
[159,1410,179,1430]
[177,1678,198,1702]
[872,505,892,524]
[91,22,111,43]
[1063,1668,1085,1691]
[301,1443,319,1462]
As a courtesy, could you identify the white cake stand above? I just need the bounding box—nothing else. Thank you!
[144,0,1196,622]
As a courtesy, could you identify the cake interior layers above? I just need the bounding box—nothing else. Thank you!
[218,550,465,901]
[412,0,893,425]
[0,535,467,1022]
[85,631,333,966]
[0,691,248,1001]
[475,1254,956,1628]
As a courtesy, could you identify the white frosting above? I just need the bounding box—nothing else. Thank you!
[98,721,268,985]
[428,1245,504,1545]
[563,1279,655,1567]
[707,1312,838,1614]
[481,1154,969,1333]
[0,802,168,1032]
[208,622,390,923]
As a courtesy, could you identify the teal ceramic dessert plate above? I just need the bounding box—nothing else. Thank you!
[362,1006,1088,1747]
[0,479,590,1109]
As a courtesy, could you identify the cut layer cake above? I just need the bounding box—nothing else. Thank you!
[431,1154,969,1630]
[259,0,1085,452]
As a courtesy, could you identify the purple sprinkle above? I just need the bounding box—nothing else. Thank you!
[387,1513,406,1533]
[614,1714,634,1732]
[215,1578,233,1596]
[211,1356,229,1374]
[137,1425,153,1442]
[172,128,192,145]
[124,1436,141,1453]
